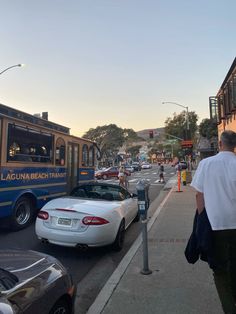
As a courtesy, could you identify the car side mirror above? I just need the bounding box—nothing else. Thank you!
[131,193,138,198]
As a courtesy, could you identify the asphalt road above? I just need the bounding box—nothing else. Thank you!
[0,163,176,313]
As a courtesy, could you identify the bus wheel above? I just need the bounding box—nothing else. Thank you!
[11,197,34,231]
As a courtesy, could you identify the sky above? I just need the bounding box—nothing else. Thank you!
[0,0,235,137]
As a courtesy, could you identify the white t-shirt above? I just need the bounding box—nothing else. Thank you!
[191,151,236,230]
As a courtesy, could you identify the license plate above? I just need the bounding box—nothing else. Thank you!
[58,218,72,226]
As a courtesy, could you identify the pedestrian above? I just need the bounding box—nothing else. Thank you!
[118,165,128,189]
[190,130,236,314]
[158,162,165,183]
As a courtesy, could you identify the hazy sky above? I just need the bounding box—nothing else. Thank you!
[0,0,235,137]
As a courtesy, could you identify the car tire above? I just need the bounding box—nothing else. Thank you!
[49,297,71,314]
[112,220,125,251]
[102,174,108,180]
[11,197,34,231]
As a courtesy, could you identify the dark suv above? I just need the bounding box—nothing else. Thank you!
[0,249,75,314]
[131,162,141,171]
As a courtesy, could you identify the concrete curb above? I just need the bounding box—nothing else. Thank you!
[87,181,176,314]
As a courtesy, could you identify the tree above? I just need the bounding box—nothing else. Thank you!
[83,124,125,163]
[164,111,198,140]
[199,118,218,140]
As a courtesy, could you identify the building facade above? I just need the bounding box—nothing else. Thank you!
[209,57,236,135]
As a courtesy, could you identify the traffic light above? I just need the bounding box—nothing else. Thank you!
[149,130,154,139]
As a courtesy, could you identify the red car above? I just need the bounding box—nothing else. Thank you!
[95,167,131,180]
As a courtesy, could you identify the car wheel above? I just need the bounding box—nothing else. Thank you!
[102,174,108,180]
[112,220,125,251]
[49,297,71,314]
[11,197,34,231]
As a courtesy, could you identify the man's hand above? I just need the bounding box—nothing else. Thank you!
[196,192,205,214]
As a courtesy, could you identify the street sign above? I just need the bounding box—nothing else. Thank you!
[181,140,193,148]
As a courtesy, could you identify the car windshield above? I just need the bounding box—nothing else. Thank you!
[106,167,117,171]
[70,185,131,201]
[0,268,19,291]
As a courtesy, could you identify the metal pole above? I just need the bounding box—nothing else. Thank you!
[186,106,190,141]
[186,106,189,131]
[140,213,152,275]
[0,64,23,76]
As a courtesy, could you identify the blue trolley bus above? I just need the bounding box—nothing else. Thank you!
[0,103,97,230]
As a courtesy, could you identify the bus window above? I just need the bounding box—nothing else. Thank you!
[82,144,89,166]
[9,142,21,157]
[7,123,53,163]
[55,137,66,166]
[89,145,94,166]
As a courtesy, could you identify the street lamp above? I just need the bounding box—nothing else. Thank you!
[162,101,189,131]
[0,64,24,76]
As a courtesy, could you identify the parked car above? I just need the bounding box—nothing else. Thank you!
[132,162,141,171]
[175,161,187,170]
[124,165,134,173]
[180,161,187,169]
[0,249,75,314]
[141,162,152,169]
[95,166,131,180]
[35,182,139,251]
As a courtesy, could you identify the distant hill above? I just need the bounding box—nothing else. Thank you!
[136,127,165,140]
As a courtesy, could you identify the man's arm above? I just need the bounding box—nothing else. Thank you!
[196,192,205,214]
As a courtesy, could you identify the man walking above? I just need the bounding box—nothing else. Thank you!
[191,130,236,314]
[158,162,165,183]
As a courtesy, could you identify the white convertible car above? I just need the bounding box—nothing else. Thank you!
[35,183,139,251]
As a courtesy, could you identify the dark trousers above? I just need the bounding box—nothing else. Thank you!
[212,229,236,314]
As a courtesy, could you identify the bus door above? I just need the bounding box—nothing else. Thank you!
[67,143,79,193]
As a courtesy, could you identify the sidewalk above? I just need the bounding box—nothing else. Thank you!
[87,181,223,314]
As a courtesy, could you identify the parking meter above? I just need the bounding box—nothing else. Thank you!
[136,179,150,218]
[136,179,152,275]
